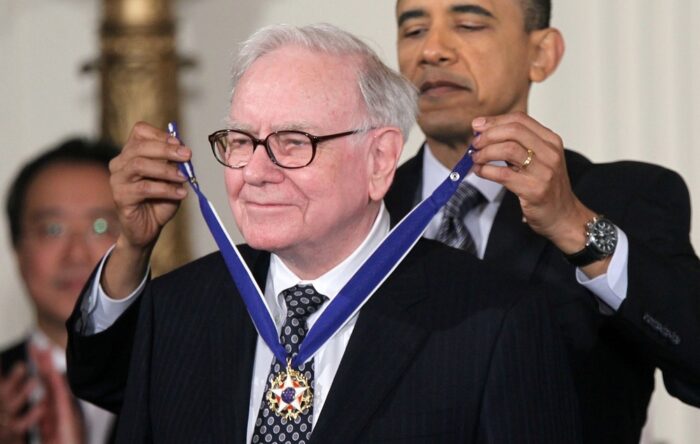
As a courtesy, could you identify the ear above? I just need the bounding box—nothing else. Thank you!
[528,28,565,83]
[366,127,404,202]
[13,244,30,282]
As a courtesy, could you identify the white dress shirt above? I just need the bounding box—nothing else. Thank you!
[84,204,391,444]
[420,145,629,311]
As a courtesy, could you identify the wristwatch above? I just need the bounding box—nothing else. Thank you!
[565,215,618,267]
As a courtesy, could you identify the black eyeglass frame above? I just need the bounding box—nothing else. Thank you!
[208,128,367,169]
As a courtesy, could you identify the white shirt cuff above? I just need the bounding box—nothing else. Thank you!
[575,227,629,314]
[82,245,149,334]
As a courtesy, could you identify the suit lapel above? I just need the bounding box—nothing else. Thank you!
[209,249,270,443]
[484,191,549,282]
[311,254,431,443]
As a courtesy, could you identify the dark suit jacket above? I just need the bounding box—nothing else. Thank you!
[67,240,581,443]
[385,147,700,443]
[1,340,28,375]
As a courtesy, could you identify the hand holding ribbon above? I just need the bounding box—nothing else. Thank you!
[101,122,192,299]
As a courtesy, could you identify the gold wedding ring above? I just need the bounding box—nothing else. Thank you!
[521,148,535,170]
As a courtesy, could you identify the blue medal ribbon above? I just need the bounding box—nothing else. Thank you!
[168,122,474,368]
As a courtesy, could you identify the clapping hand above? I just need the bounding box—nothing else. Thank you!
[0,346,84,444]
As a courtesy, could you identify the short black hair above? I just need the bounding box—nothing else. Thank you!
[5,138,120,247]
[522,0,551,31]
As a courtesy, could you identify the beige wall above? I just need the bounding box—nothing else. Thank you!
[1,1,698,442]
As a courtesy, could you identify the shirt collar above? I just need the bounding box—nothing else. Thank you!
[421,142,504,203]
[29,329,66,374]
[268,203,391,312]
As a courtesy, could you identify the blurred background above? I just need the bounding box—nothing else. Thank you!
[0,1,698,442]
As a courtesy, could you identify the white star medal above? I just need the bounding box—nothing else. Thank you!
[266,360,313,420]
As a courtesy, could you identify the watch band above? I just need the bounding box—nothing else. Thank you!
[565,245,606,267]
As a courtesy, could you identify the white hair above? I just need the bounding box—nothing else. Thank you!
[230,23,418,139]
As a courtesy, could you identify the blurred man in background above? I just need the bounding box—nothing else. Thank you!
[0,139,119,444]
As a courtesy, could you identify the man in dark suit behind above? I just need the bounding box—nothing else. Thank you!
[386,1,700,442]
[66,24,580,443]
[1,139,119,443]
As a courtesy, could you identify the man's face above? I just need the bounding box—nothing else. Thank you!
[397,0,536,142]
[225,46,378,268]
[15,162,119,326]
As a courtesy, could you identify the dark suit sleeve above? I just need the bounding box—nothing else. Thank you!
[610,167,700,405]
[68,279,155,441]
[110,282,155,443]
[478,290,582,444]
[66,267,142,414]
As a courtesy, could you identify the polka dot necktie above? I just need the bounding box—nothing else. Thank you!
[251,284,328,444]
[435,181,484,255]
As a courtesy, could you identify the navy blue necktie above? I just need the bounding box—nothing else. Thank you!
[252,285,327,444]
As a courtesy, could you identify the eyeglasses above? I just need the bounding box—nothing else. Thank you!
[208,128,366,169]
[23,215,120,246]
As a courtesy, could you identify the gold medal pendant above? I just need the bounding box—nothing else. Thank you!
[266,360,313,420]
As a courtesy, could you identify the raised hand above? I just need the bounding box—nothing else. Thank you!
[102,122,192,298]
[0,361,44,444]
[30,346,84,444]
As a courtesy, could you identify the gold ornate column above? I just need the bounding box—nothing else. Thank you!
[99,0,191,275]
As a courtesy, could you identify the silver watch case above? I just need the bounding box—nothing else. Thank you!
[586,216,618,256]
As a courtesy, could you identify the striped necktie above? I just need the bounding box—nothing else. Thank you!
[435,181,484,255]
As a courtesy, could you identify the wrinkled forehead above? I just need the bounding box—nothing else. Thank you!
[230,46,365,131]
